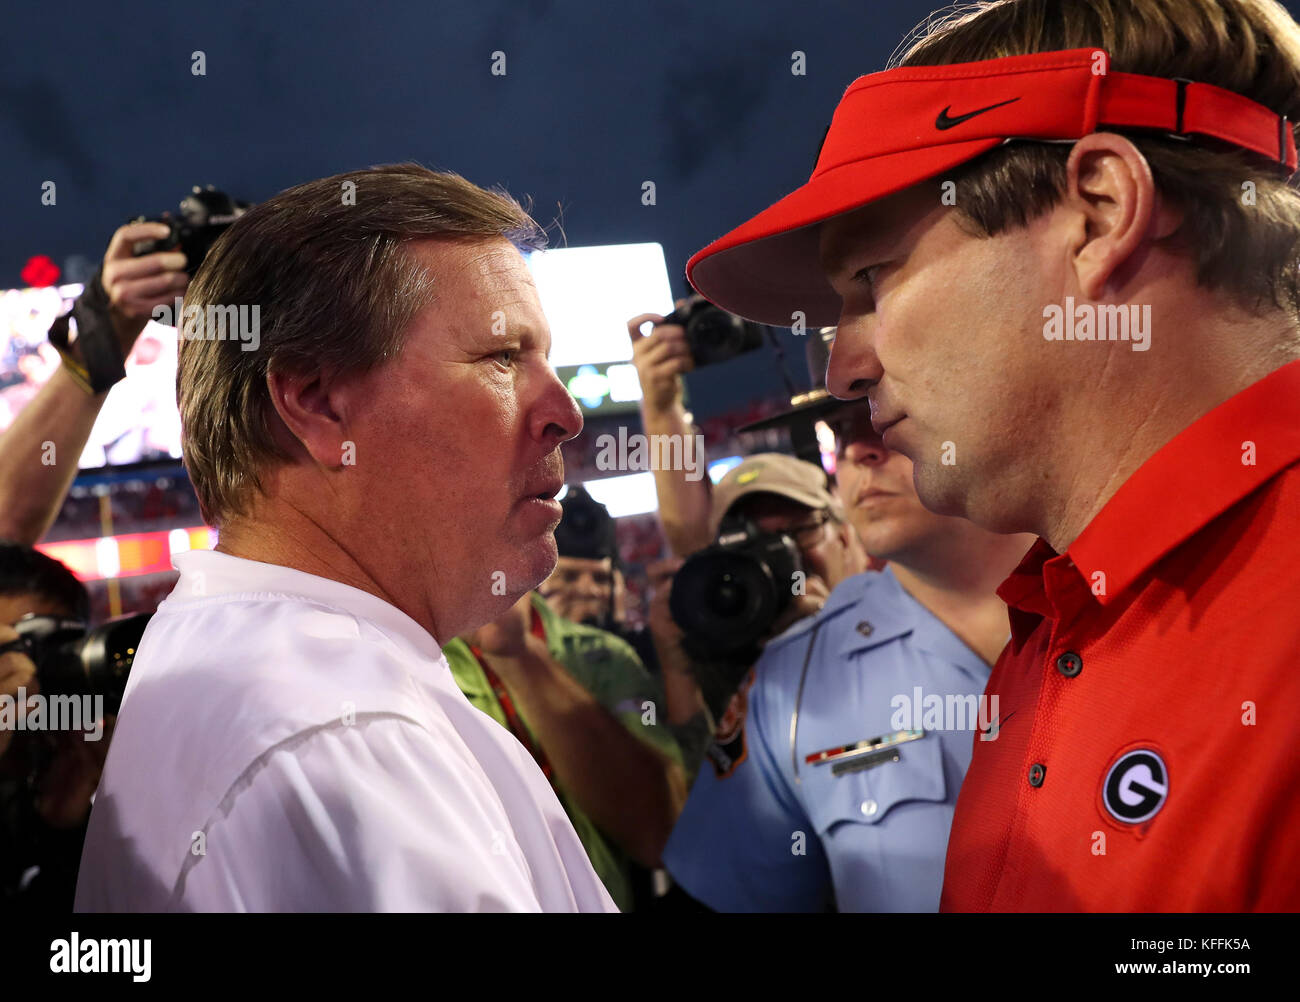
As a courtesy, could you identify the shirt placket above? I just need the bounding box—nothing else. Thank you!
[993,556,1095,909]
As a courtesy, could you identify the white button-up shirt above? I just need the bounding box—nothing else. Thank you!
[75,549,618,912]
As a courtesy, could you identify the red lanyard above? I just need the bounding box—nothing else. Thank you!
[468,608,558,791]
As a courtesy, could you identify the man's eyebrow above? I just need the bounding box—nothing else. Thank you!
[820,223,880,280]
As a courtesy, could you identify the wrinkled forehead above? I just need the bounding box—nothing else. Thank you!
[409,236,540,305]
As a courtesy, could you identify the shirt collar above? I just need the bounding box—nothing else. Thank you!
[528,590,561,652]
[168,549,443,661]
[996,539,1064,651]
[998,360,1300,645]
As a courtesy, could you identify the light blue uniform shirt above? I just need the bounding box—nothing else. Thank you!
[663,566,996,912]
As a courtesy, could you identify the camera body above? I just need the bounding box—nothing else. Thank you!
[660,299,766,368]
[131,185,251,275]
[11,612,152,717]
[669,517,803,673]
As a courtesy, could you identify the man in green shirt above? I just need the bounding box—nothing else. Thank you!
[445,590,687,911]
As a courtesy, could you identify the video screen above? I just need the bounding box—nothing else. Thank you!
[0,284,182,470]
[525,242,675,415]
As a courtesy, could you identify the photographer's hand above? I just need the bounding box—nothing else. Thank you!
[628,304,693,420]
[33,715,115,830]
[0,224,190,545]
[100,222,189,357]
[0,625,38,759]
[768,573,830,639]
[627,301,713,558]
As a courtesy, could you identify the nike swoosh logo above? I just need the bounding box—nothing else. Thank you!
[935,97,1021,131]
[980,710,1016,738]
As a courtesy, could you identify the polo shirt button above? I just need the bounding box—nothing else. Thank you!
[861,799,878,816]
[1056,651,1083,677]
[1028,763,1046,787]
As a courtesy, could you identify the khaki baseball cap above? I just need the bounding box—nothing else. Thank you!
[709,452,841,538]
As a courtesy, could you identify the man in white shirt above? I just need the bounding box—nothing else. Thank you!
[75,164,616,912]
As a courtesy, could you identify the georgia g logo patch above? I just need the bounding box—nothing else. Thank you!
[1103,749,1169,824]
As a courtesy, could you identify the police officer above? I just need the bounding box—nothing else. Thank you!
[662,405,1035,911]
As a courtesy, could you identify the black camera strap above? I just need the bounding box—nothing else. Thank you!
[46,269,127,396]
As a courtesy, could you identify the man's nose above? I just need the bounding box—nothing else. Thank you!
[845,436,889,467]
[825,311,881,401]
[532,363,584,445]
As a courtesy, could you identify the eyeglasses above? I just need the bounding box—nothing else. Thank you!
[784,510,833,548]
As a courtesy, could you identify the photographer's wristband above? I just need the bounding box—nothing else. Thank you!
[46,269,126,396]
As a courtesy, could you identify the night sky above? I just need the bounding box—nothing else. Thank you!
[5,0,1299,414]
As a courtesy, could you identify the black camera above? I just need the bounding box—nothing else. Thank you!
[669,518,803,669]
[131,185,252,275]
[9,612,152,717]
[660,299,766,368]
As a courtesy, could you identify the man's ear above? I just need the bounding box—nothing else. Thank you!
[265,364,350,468]
[1063,132,1167,300]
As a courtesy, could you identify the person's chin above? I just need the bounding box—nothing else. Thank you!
[857,520,921,563]
[911,463,969,520]
[515,527,560,591]
[505,500,562,572]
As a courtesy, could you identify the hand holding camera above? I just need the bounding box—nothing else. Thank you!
[102,222,190,358]
[627,302,694,421]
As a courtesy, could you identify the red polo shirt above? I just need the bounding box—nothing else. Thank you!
[941,360,1300,911]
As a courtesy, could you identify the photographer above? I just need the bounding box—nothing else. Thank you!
[667,454,863,764]
[0,222,187,546]
[0,220,187,913]
[0,543,112,911]
[627,307,864,781]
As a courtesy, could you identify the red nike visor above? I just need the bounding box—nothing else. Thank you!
[686,48,1297,327]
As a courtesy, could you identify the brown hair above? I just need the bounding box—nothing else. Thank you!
[895,0,1300,319]
[177,163,545,525]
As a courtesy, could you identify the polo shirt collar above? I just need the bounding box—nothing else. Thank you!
[168,548,444,660]
[528,590,565,657]
[998,360,1300,647]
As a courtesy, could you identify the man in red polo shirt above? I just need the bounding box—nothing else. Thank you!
[683,0,1300,910]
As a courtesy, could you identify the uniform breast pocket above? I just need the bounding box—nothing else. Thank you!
[801,731,949,837]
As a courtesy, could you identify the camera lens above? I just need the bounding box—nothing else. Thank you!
[710,574,746,617]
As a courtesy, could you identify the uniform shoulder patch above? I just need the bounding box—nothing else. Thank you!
[706,668,756,778]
